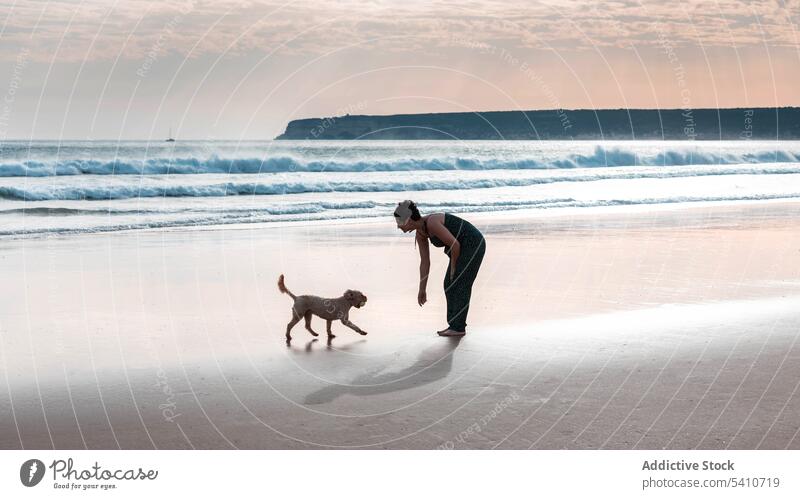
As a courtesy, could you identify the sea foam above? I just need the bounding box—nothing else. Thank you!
[1,145,798,177]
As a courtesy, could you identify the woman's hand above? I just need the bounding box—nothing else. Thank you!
[417,288,427,306]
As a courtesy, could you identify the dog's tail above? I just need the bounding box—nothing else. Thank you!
[277,274,296,299]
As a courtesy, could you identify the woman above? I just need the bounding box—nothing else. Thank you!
[394,200,486,337]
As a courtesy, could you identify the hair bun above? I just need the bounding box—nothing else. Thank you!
[408,201,421,220]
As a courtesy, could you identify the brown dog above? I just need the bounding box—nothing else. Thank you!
[278,274,368,342]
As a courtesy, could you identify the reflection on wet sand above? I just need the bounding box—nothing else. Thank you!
[304,338,461,404]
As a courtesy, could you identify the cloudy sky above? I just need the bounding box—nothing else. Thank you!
[0,0,798,139]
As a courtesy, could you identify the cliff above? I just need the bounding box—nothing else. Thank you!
[276,107,800,140]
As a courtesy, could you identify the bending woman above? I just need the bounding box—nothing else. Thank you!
[394,200,486,337]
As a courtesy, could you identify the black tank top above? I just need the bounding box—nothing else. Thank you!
[424,213,484,253]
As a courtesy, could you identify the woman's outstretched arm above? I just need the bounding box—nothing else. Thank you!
[417,232,430,306]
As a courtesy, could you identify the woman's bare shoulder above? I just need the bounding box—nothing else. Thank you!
[425,213,445,225]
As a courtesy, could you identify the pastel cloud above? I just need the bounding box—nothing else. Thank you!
[1,0,797,62]
[1,0,797,139]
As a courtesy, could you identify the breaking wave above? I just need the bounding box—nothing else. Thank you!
[1,145,798,177]
[2,164,799,201]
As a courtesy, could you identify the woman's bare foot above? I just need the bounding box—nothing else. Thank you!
[437,328,466,337]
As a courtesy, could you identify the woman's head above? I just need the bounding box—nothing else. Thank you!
[394,200,421,232]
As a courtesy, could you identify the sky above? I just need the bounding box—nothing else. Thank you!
[0,0,798,140]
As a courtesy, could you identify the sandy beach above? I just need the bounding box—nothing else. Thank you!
[1,200,799,449]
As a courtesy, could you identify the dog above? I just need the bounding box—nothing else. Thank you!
[278,274,368,342]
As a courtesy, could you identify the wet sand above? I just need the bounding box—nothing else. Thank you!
[0,201,799,449]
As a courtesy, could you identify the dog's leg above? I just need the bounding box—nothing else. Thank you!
[286,309,301,341]
[341,318,367,336]
[304,311,319,337]
[326,320,335,339]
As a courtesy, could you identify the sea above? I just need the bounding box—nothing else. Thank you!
[0,140,798,238]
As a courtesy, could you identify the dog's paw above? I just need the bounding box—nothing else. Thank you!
[359,331,368,335]
[310,332,319,337]
[327,334,336,339]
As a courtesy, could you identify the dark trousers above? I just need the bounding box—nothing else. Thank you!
[443,238,486,332]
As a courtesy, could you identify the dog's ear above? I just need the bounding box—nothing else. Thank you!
[344,290,354,302]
